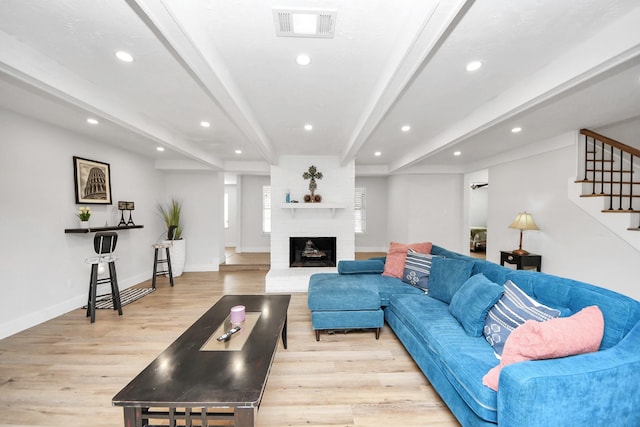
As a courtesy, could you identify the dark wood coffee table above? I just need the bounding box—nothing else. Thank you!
[112,294,290,427]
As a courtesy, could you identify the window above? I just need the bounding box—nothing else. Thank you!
[224,192,229,228]
[355,186,366,233]
[263,186,271,233]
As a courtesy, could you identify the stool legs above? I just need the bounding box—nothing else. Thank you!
[165,247,174,287]
[152,248,159,289]
[86,262,122,323]
[87,264,99,323]
[109,261,122,315]
[152,247,174,289]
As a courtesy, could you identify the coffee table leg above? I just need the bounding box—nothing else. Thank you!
[235,406,256,426]
[281,315,288,349]
[123,406,142,427]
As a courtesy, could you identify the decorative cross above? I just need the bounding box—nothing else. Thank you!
[302,165,323,198]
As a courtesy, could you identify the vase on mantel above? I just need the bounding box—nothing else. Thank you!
[80,220,89,229]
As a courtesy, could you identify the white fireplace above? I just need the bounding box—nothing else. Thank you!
[265,156,355,292]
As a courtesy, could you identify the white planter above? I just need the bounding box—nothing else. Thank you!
[166,238,186,277]
[80,220,89,228]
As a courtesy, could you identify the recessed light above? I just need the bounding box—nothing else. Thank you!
[453,151,462,156]
[235,149,242,154]
[374,151,382,157]
[156,147,165,152]
[401,125,411,132]
[304,124,313,131]
[465,61,482,72]
[296,54,312,66]
[511,127,522,133]
[115,50,134,63]
[86,118,99,125]
[200,121,210,128]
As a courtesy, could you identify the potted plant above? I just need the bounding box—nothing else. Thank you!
[157,198,186,277]
[77,206,91,228]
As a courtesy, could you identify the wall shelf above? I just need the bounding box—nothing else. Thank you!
[280,203,345,218]
[64,225,144,234]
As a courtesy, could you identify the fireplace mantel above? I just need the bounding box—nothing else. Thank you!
[280,203,346,218]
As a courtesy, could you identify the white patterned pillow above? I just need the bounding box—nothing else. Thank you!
[402,250,439,292]
[483,280,561,358]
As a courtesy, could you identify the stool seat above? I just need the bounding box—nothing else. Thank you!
[85,254,118,264]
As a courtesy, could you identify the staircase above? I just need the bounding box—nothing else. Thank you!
[569,129,640,251]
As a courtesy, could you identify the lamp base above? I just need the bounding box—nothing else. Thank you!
[512,248,529,255]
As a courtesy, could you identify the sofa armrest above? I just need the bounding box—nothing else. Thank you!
[497,323,640,426]
[337,259,384,275]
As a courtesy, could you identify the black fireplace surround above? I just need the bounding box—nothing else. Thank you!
[289,237,337,267]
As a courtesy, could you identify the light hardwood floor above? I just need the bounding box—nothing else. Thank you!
[0,270,460,427]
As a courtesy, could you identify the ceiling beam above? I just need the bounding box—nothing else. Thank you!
[340,0,475,166]
[389,6,640,173]
[126,0,278,165]
[0,30,225,170]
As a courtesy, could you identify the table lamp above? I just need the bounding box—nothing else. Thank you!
[509,212,539,255]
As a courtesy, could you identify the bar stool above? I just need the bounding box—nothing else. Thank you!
[85,232,122,323]
[152,225,176,289]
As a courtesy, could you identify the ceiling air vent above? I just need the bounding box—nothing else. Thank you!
[273,9,336,38]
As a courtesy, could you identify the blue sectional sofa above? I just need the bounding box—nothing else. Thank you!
[307,245,640,426]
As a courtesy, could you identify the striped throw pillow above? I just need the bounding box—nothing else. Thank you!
[402,250,439,292]
[483,280,561,358]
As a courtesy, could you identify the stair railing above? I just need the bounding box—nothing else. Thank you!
[580,129,640,215]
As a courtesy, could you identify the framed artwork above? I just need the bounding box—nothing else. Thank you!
[73,156,112,204]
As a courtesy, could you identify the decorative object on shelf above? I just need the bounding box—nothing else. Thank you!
[302,165,323,203]
[508,211,539,255]
[77,206,91,228]
[285,190,290,203]
[126,201,135,226]
[73,156,112,204]
[157,198,185,277]
[117,201,127,226]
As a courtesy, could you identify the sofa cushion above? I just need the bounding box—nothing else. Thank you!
[483,280,561,358]
[308,274,380,310]
[482,305,604,390]
[449,274,504,337]
[402,250,439,292]
[388,294,499,423]
[428,257,475,304]
[382,241,432,278]
[338,259,385,275]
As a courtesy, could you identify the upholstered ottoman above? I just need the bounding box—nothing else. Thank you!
[307,273,383,340]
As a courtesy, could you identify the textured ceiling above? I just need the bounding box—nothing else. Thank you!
[0,0,639,174]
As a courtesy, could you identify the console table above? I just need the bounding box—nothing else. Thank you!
[64,225,144,233]
[500,251,542,272]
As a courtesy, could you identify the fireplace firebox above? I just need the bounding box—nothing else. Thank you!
[289,237,336,267]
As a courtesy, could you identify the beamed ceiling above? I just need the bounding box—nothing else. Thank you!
[1,0,639,175]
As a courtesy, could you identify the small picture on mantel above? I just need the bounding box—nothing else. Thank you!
[73,156,112,204]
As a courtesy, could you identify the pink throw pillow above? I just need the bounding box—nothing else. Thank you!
[382,241,432,278]
[482,305,604,391]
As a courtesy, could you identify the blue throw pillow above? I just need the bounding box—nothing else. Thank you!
[483,280,561,358]
[402,250,439,292]
[449,274,504,337]
[428,257,475,303]
[338,260,385,275]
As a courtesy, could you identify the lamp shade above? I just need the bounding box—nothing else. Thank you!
[509,212,539,231]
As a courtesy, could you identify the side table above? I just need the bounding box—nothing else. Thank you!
[500,251,541,272]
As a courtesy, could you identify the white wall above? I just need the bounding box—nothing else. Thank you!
[487,133,640,300]
[387,173,465,252]
[164,171,224,271]
[239,175,270,252]
[224,184,238,247]
[0,109,165,339]
[355,176,388,252]
[0,108,226,339]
